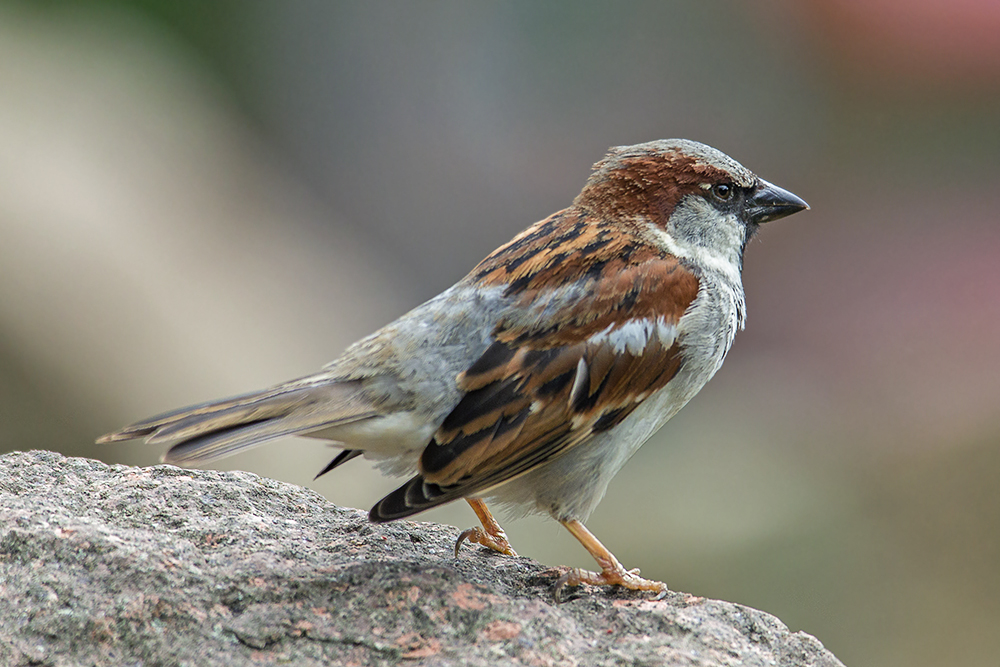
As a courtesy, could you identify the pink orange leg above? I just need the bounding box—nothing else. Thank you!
[552,519,667,600]
[454,498,518,557]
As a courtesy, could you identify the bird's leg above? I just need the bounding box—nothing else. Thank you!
[552,519,667,600]
[454,498,518,557]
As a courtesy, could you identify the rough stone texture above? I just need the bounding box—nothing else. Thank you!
[0,450,844,666]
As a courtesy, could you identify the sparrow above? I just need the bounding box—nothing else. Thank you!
[99,139,808,598]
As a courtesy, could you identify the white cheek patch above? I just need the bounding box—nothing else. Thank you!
[644,198,746,286]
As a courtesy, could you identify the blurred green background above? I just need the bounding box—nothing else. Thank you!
[3,2,999,665]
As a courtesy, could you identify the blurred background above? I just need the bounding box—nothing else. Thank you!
[2,1,999,664]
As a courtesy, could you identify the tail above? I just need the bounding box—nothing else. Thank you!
[97,376,380,466]
[368,473,472,522]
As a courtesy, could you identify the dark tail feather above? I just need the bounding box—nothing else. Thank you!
[96,387,294,444]
[97,378,379,466]
[161,416,368,465]
[314,449,363,480]
[369,475,464,522]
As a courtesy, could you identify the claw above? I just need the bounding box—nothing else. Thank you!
[454,527,476,558]
[454,526,518,558]
[553,568,577,603]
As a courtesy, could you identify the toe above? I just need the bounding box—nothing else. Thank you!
[454,527,518,558]
[547,564,668,601]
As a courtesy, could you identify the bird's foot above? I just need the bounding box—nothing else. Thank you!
[455,498,518,558]
[548,564,668,602]
[454,526,518,558]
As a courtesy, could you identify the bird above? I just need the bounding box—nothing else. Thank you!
[99,139,808,598]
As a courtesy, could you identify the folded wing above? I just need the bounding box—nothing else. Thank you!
[371,214,701,521]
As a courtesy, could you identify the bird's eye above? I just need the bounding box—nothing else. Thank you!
[711,183,733,201]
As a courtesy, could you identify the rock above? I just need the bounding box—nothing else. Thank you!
[0,450,843,666]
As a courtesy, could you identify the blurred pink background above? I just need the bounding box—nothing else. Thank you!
[2,2,998,665]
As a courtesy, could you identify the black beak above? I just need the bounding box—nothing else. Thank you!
[747,179,809,224]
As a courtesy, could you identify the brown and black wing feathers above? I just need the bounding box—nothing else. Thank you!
[370,209,700,522]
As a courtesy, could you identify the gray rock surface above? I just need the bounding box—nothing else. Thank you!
[0,450,844,666]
